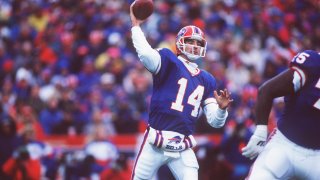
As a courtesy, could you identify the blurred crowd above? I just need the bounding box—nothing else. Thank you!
[0,0,319,179]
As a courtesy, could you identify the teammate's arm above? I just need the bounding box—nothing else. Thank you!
[242,69,297,159]
[130,3,161,74]
[256,69,295,125]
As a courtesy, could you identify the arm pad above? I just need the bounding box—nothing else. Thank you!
[203,99,228,128]
[131,26,161,74]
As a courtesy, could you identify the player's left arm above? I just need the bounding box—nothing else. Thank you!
[242,69,296,159]
[255,69,295,125]
[203,89,233,128]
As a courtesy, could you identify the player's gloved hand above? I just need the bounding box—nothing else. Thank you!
[241,125,267,160]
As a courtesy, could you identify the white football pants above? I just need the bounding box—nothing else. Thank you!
[247,128,320,180]
[131,129,199,180]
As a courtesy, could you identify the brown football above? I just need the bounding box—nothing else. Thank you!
[132,0,154,20]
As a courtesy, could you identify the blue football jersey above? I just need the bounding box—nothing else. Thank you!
[148,48,217,135]
[278,50,320,149]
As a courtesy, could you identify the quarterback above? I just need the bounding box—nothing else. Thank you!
[129,2,233,180]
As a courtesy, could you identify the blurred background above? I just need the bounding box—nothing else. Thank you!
[0,0,319,179]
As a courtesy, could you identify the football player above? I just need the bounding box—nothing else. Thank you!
[242,50,320,179]
[129,2,233,180]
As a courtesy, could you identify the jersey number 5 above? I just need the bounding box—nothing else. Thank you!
[294,52,320,110]
[171,78,204,117]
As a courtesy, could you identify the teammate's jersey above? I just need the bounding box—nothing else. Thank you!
[148,48,217,135]
[278,50,320,149]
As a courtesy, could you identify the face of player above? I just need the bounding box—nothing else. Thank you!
[184,38,203,57]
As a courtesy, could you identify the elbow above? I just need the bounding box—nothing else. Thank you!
[138,50,149,59]
[212,122,225,128]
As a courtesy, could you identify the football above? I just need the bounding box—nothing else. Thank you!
[132,0,154,20]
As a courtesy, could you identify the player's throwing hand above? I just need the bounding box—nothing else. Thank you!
[130,2,144,27]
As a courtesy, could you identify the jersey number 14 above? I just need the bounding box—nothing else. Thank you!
[171,78,204,117]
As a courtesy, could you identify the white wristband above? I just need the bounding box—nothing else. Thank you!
[216,108,226,119]
[254,125,268,138]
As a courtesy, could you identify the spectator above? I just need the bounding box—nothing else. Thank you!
[84,125,118,167]
[39,97,63,135]
[220,122,252,180]
[0,117,21,179]
[84,109,116,140]
[196,143,233,180]
[100,153,131,180]
[2,146,41,180]
[52,110,80,135]
[28,84,45,116]
[13,68,33,101]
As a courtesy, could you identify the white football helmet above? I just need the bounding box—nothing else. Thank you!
[176,25,207,61]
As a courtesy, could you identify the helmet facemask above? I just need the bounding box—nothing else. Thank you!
[176,26,207,61]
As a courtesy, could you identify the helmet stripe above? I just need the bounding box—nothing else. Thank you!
[194,26,199,35]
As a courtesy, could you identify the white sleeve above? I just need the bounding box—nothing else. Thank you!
[203,98,228,128]
[131,26,161,74]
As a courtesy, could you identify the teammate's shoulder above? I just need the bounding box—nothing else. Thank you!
[290,49,320,78]
[292,50,320,62]
[291,50,320,67]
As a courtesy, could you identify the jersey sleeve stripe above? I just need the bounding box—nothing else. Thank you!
[291,66,306,91]
[154,131,160,147]
[184,140,188,149]
[186,136,193,148]
[158,131,164,148]
[184,136,191,148]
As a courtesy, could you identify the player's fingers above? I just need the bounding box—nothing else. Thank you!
[241,146,249,154]
[130,1,137,16]
[130,1,136,8]
[214,90,219,98]
[242,150,251,157]
[225,91,230,99]
[220,90,225,97]
[241,146,248,152]
[249,153,258,160]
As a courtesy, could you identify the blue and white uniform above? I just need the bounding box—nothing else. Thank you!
[248,50,320,180]
[131,26,228,180]
[278,50,320,149]
[150,48,218,135]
